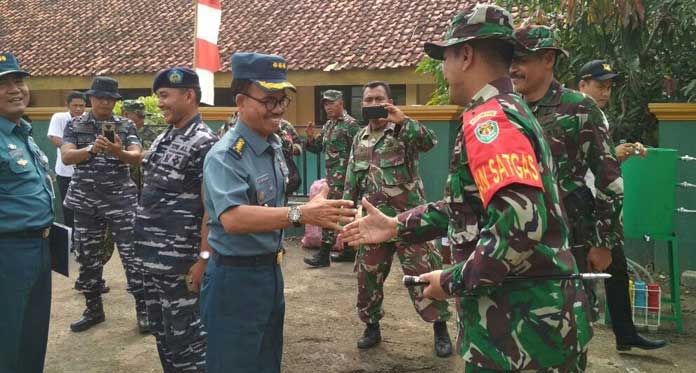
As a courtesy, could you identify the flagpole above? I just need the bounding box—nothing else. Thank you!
[192,0,198,69]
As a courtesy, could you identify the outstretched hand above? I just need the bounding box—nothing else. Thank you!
[339,198,398,246]
[300,184,356,231]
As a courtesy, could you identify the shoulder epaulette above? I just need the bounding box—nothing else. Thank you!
[229,135,246,158]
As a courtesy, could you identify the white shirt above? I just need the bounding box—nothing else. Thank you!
[47,111,75,177]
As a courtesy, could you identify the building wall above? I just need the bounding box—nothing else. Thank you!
[27,67,438,127]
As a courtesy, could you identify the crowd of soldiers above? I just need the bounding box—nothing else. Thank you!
[0,3,667,373]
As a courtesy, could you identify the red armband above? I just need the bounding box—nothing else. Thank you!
[463,99,543,207]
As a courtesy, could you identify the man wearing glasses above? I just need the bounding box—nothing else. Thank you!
[201,52,356,372]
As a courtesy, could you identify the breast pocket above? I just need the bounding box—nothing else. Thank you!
[75,131,96,148]
[378,143,412,186]
[254,173,276,206]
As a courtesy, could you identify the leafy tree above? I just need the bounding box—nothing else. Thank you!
[417,0,696,145]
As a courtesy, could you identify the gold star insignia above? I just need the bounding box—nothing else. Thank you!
[17,159,28,167]
[603,64,611,71]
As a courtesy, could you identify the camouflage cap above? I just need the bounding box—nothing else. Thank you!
[321,89,343,103]
[122,100,146,116]
[513,25,569,58]
[424,4,517,61]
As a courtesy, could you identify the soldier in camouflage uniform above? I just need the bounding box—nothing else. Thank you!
[278,119,303,197]
[511,25,624,325]
[122,100,162,191]
[343,81,452,356]
[136,68,217,372]
[60,77,146,333]
[304,90,360,266]
[340,5,592,371]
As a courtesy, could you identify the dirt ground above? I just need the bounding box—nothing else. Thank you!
[45,237,695,372]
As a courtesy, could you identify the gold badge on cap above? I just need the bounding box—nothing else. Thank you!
[0,55,6,62]
[17,159,28,167]
[603,64,612,71]
[168,69,183,84]
[8,144,17,150]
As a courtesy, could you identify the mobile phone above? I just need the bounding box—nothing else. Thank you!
[102,122,115,142]
[362,106,389,120]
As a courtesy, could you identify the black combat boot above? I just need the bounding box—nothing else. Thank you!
[134,293,150,334]
[70,293,105,332]
[433,321,453,357]
[331,247,356,263]
[357,323,381,349]
[303,245,330,268]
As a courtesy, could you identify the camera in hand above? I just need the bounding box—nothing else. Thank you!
[362,105,389,120]
[101,122,116,142]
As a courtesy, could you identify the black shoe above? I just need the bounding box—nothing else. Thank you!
[433,321,453,357]
[304,248,330,268]
[616,334,667,351]
[357,323,381,349]
[74,281,110,294]
[71,300,105,333]
[331,248,356,263]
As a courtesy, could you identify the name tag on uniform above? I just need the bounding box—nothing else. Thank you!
[256,173,275,205]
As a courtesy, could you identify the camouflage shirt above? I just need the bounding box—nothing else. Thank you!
[343,119,436,217]
[277,119,301,160]
[529,80,623,249]
[305,111,359,190]
[135,114,218,274]
[395,78,591,370]
[131,122,166,189]
[62,112,141,211]
[137,123,163,151]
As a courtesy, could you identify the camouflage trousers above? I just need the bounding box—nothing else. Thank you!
[463,351,587,372]
[457,279,592,371]
[143,272,206,372]
[73,209,143,296]
[568,214,600,323]
[355,241,451,324]
[320,185,344,249]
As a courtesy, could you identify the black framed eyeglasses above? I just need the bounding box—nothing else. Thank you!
[240,93,292,111]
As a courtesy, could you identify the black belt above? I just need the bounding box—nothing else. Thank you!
[212,250,280,267]
[0,227,51,240]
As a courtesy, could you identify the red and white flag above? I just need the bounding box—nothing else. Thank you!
[194,0,221,106]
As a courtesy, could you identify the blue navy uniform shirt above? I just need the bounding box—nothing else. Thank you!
[0,116,54,233]
[203,119,288,256]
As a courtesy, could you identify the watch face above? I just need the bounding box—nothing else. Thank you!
[289,207,301,222]
[200,251,211,260]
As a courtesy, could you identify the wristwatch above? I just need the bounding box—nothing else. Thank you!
[85,144,95,157]
[287,206,302,227]
[198,251,211,261]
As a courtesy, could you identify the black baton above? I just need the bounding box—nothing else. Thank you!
[403,273,611,288]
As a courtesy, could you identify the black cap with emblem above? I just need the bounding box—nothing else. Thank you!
[578,60,619,81]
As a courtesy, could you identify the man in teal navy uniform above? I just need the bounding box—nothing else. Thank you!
[201,52,356,373]
[0,52,55,373]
